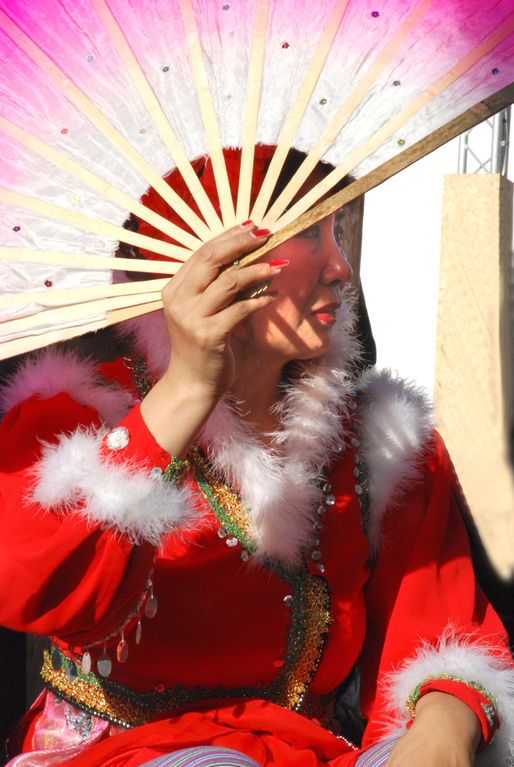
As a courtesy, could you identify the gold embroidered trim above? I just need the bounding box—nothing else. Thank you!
[60,354,334,726]
[189,445,255,548]
[270,565,332,713]
[42,644,334,729]
[188,446,333,714]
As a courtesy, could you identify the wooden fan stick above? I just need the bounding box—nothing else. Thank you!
[250,0,351,224]
[236,0,269,222]
[0,300,163,362]
[260,0,435,227]
[91,0,223,236]
[179,0,235,228]
[227,82,514,270]
[0,10,212,242]
[0,248,181,275]
[0,290,163,337]
[0,116,202,252]
[1,63,509,362]
[0,277,169,309]
[271,15,514,232]
[0,187,192,261]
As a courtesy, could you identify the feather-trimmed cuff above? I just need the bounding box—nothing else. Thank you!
[32,425,197,546]
[384,633,514,766]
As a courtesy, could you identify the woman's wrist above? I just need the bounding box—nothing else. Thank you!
[412,690,482,755]
[140,373,219,458]
[407,676,499,752]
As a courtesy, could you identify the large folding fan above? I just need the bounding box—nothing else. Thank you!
[0,0,513,361]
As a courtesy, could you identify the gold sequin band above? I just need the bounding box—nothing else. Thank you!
[42,647,336,729]
[113,355,334,723]
[189,445,334,714]
[406,673,499,718]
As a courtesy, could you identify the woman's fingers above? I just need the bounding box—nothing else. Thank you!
[210,287,278,337]
[171,224,271,294]
[198,260,283,316]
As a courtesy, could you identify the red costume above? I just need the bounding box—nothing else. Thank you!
[0,310,513,767]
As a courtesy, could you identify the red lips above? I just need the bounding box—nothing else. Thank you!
[312,302,340,323]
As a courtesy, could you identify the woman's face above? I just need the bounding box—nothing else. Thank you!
[233,209,353,367]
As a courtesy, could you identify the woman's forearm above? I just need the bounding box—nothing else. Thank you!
[385,691,481,766]
[139,372,219,458]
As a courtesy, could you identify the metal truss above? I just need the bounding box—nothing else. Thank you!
[458,107,511,175]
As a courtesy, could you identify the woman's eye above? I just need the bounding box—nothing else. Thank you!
[295,224,320,239]
[334,224,344,249]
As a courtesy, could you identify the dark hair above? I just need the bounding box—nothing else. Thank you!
[116,148,352,279]
[269,148,352,207]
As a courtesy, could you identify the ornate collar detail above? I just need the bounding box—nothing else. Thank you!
[121,298,434,566]
[122,298,360,569]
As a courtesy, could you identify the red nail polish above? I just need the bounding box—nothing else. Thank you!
[239,220,253,228]
[264,289,278,298]
[267,259,289,268]
[250,228,271,238]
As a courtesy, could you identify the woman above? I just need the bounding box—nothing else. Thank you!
[0,153,513,767]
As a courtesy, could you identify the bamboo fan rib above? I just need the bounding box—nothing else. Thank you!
[178,0,236,228]
[236,0,269,222]
[250,0,352,223]
[91,0,223,236]
[0,10,213,242]
[0,302,164,361]
[1,292,163,338]
[0,117,202,252]
[260,0,435,227]
[226,83,514,270]
[0,249,180,275]
[0,278,168,309]
[271,14,514,233]
[0,0,513,361]
[0,188,192,261]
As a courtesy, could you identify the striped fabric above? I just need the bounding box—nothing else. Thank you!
[139,747,261,767]
[354,738,398,767]
[139,739,399,767]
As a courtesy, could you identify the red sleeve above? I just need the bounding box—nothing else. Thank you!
[359,431,512,747]
[0,394,166,647]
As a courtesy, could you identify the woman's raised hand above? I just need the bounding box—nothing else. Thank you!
[161,222,278,399]
[139,223,285,457]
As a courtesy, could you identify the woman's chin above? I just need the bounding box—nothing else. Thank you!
[285,334,333,363]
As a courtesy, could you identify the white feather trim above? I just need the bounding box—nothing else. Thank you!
[116,310,172,381]
[383,630,514,766]
[32,426,196,545]
[0,348,134,428]
[357,369,435,556]
[117,302,438,564]
[200,299,359,568]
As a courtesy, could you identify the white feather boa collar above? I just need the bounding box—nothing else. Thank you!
[4,299,435,563]
[119,300,434,565]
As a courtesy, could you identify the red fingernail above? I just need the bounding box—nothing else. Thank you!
[267,259,289,269]
[264,289,278,298]
[250,228,271,238]
[239,220,253,228]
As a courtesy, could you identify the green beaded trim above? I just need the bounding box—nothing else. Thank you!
[189,446,332,715]
[163,456,190,484]
[191,448,255,553]
[42,645,335,729]
[124,354,333,717]
[406,673,499,718]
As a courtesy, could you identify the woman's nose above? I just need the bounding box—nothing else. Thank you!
[321,238,353,286]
